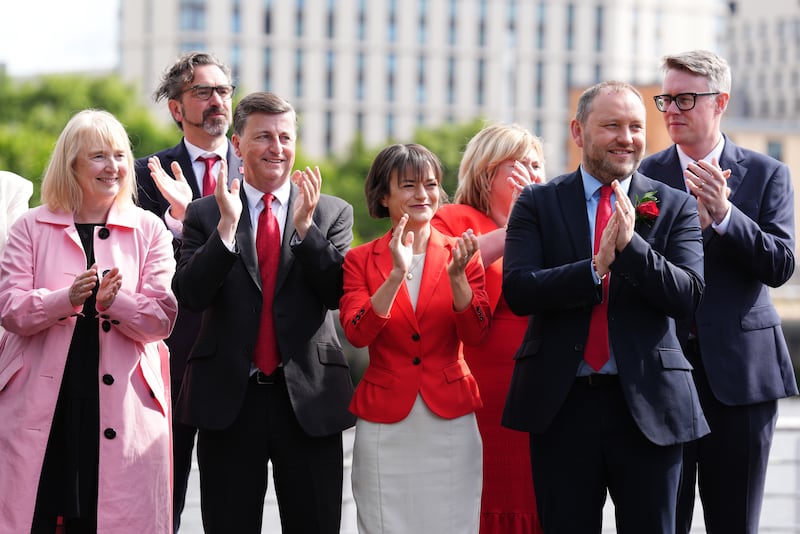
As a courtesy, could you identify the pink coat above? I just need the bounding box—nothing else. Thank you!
[0,203,178,533]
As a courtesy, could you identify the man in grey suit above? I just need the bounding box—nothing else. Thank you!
[639,49,797,534]
[502,81,708,533]
[134,51,244,532]
[173,91,355,533]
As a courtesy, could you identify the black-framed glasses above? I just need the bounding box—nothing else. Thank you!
[183,84,236,100]
[653,92,719,112]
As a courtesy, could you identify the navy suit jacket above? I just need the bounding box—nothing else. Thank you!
[502,170,710,446]
[173,184,357,437]
[639,136,798,405]
[134,140,243,383]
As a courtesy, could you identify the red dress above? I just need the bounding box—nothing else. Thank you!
[433,204,543,534]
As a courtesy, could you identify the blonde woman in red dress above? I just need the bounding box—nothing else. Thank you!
[433,123,545,534]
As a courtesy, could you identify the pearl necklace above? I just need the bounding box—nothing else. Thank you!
[406,254,425,280]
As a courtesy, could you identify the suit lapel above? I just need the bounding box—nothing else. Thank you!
[414,228,450,320]
[274,184,298,293]
[372,232,419,330]
[556,170,593,258]
[172,142,203,199]
[237,186,262,289]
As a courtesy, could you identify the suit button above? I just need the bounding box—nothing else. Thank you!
[100,314,110,319]
[574,344,584,352]
[102,320,111,332]
[103,428,117,439]
[102,374,114,385]
[411,333,420,341]
[111,320,120,325]
[412,357,421,365]
[98,227,110,239]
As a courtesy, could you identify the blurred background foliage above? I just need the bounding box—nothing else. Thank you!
[0,72,485,245]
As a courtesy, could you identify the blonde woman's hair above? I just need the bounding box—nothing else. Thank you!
[455,123,543,215]
[41,109,136,213]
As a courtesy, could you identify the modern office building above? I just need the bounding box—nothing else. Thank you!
[119,0,725,174]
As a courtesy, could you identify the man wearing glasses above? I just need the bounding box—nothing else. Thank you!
[640,49,797,534]
[134,51,243,532]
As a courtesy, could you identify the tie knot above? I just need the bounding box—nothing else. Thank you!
[262,193,275,210]
[599,184,612,200]
[198,154,221,167]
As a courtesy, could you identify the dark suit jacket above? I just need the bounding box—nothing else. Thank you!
[639,136,798,405]
[134,140,244,382]
[502,170,710,446]
[173,183,356,437]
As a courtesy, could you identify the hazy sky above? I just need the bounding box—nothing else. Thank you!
[1,0,119,76]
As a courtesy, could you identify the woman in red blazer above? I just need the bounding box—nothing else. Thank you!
[340,143,491,533]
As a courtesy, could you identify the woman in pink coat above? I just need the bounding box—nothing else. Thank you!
[0,110,178,533]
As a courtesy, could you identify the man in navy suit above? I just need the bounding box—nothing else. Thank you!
[134,51,243,532]
[639,49,797,534]
[502,81,708,533]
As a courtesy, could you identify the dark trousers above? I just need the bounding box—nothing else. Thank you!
[530,377,682,534]
[677,342,778,534]
[171,380,197,533]
[196,368,344,534]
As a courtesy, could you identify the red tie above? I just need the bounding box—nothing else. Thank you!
[253,194,281,375]
[197,155,221,197]
[584,185,612,371]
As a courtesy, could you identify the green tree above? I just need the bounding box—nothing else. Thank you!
[0,72,177,205]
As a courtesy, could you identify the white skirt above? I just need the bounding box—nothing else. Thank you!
[352,394,482,534]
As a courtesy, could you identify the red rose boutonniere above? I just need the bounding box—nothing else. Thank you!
[634,191,659,225]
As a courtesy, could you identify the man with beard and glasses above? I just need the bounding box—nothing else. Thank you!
[134,51,243,533]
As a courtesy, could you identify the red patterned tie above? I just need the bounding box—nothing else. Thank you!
[584,185,612,371]
[197,155,221,197]
[253,193,281,375]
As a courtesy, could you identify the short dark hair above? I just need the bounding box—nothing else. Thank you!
[364,144,445,219]
[575,81,643,125]
[232,92,297,137]
[153,51,232,103]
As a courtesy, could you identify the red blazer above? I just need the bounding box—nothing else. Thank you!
[340,227,490,423]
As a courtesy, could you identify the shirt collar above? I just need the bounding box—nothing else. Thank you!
[676,135,725,171]
[242,178,291,212]
[183,138,228,163]
[580,166,631,202]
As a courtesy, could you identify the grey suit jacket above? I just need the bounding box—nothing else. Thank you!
[173,183,356,437]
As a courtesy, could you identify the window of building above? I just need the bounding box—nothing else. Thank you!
[387,53,396,102]
[477,58,485,106]
[566,3,575,51]
[418,0,427,45]
[595,5,604,52]
[231,44,241,82]
[447,56,456,105]
[180,41,206,54]
[295,48,304,98]
[536,61,544,108]
[325,110,333,154]
[388,0,397,43]
[326,0,335,39]
[417,55,426,104]
[767,140,783,161]
[387,113,395,139]
[179,0,206,31]
[232,0,241,33]
[296,0,305,37]
[448,0,457,45]
[358,0,366,40]
[478,0,487,47]
[264,47,272,91]
[326,51,335,99]
[264,0,272,34]
[537,2,546,50]
[357,53,365,101]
